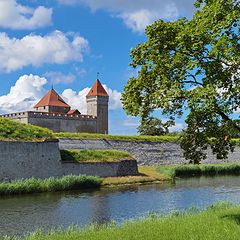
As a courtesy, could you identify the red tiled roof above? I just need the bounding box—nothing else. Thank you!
[86,79,109,97]
[34,88,70,108]
[67,109,81,115]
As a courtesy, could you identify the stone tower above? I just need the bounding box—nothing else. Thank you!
[86,79,109,134]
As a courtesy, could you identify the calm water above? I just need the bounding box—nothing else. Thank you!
[1,175,240,236]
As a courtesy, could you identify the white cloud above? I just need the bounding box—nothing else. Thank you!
[0,0,52,29]
[44,71,76,84]
[0,75,122,114]
[0,74,47,113]
[0,31,89,72]
[62,84,122,113]
[57,0,195,32]
[169,123,185,132]
[61,88,90,113]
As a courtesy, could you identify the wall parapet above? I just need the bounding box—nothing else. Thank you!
[1,111,97,121]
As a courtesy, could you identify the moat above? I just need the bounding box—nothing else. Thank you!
[1,175,240,236]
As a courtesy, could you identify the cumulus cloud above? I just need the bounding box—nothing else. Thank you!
[0,31,89,72]
[0,75,122,114]
[0,74,47,113]
[0,0,52,29]
[57,0,195,32]
[43,71,76,84]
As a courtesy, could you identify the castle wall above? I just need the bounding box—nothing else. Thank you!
[0,140,138,181]
[1,111,98,133]
[59,139,240,165]
[28,112,97,133]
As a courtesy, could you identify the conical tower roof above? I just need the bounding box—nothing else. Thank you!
[34,88,70,108]
[86,79,109,97]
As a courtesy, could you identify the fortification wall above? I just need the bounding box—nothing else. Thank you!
[0,140,138,181]
[1,111,98,133]
[59,139,240,165]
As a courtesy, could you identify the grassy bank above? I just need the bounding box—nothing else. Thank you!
[7,204,240,240]
[0,175,102,195]
[157,163,240,178]
[102,166,171,186]
[0,118,53,141]
[60,149,134,162]
[55,132,179,142]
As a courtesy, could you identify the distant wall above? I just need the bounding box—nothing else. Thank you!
[1,111,98,133]
[0,140,138,181]
[59,139,240,165]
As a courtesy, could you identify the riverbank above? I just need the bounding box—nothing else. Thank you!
[158,163,240,178]
[0,166,170,196]
[2,163,240,196]
[5,203,240,240]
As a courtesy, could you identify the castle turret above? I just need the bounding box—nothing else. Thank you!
[34,88,70,113]
[86,79,109,134]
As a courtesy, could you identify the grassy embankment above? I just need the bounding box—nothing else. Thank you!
[0,118,53,141]
[60,149,170,186]
[60,149,134,162]
[6,204,240,240]
[157,163,240,178]
[55,132,179,142]
[0,175,102,196]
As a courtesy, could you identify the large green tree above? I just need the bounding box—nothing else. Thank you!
[122,0,240,163]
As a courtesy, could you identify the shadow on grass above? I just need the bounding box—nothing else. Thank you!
[221,214,240,225]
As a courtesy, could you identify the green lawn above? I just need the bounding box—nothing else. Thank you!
[55,132,180,142]
[0,118,53,141]
[7,203,240,240]
[60,149,134,162]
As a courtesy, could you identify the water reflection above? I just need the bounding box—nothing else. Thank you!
[0,176,240,236]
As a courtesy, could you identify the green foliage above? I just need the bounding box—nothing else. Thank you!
[55,132,179,142]
[122,0,240,163]
[137,117,172,136]
[0,175,102,196]
[60,149,134,162]
[7,204,240,240]
[0,118,53,141]
[157,163,240,178]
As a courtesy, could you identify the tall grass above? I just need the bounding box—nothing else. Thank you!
[60,149,134,162]
[6,203,240,240]
[0,175,102,195]
[157,163,240,178]
[0,118,53,141]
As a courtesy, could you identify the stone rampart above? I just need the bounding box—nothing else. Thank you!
[59,139,240,165]
[0,140,138,181]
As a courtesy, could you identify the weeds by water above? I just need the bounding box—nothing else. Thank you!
[0,175,102,195]
[158,163,240,178]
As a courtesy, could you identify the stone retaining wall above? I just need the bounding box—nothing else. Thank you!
[0,140,138,181]
[59,139,240,165]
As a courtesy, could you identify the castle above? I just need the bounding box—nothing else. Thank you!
[1,79,109,134]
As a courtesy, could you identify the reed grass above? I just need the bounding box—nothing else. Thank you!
[157,163,240,178]
[0,175,102,195]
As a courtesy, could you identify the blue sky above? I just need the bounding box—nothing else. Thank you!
[0,0,196,134]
